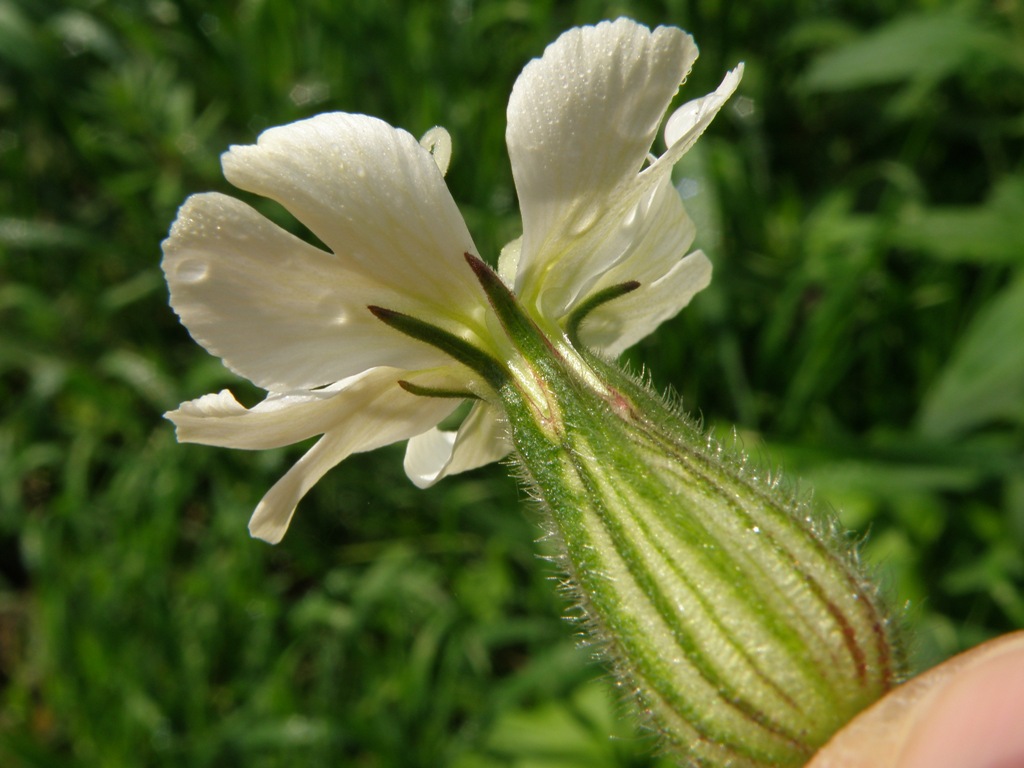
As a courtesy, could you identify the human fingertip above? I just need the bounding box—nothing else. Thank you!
[897,631,1024,768]
[807,632,1024,768]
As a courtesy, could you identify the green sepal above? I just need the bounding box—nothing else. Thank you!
[565,280,641,343]
[463,253,560,370]
[367,305,506,389]
[397,380,480,400]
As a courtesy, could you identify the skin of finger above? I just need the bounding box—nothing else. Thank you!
[897,632,1024,768]
[806,631,1024,768]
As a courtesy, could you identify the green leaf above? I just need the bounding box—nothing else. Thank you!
[801,10,1004,92]
[918,272,1024,438]
[453,679,670,768]
[0,217,94,251]
[891,176,1024,265]
[0,0,42,70]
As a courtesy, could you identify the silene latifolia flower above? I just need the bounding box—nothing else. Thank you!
[163,18,898,767]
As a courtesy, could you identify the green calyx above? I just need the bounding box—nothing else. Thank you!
[473,297,898,765]
[509,353,898,767]
[371,255,898,766]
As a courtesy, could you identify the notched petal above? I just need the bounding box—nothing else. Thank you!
[220,113,482,311]
[162,192,447,392]
[508,19,697,306]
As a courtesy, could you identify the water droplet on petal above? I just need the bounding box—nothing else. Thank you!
[176,259,208,283]
[570,207,599,236]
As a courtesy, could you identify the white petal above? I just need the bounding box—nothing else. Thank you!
[497,236,522,286]
[568,68,741,353]
[579,250,711,357]
[221,113,484,320]
[585,174,696,291]
[167,370,401,449]
[244,367,461,544]
[168,388,326,449]
[573,174,707,355]
[403,427,456,487]
[657,64,744,171]
[506,19,696,313]
[248,430,348,545]
[403,401,510,488]
[163,192,453,391]
[419,126,452,176]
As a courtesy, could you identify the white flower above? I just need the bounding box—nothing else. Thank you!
[162,18,742,543]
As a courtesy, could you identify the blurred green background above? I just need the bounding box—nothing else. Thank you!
[1,0,1022,766]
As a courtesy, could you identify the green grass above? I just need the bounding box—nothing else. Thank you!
[1,0,1022,766]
